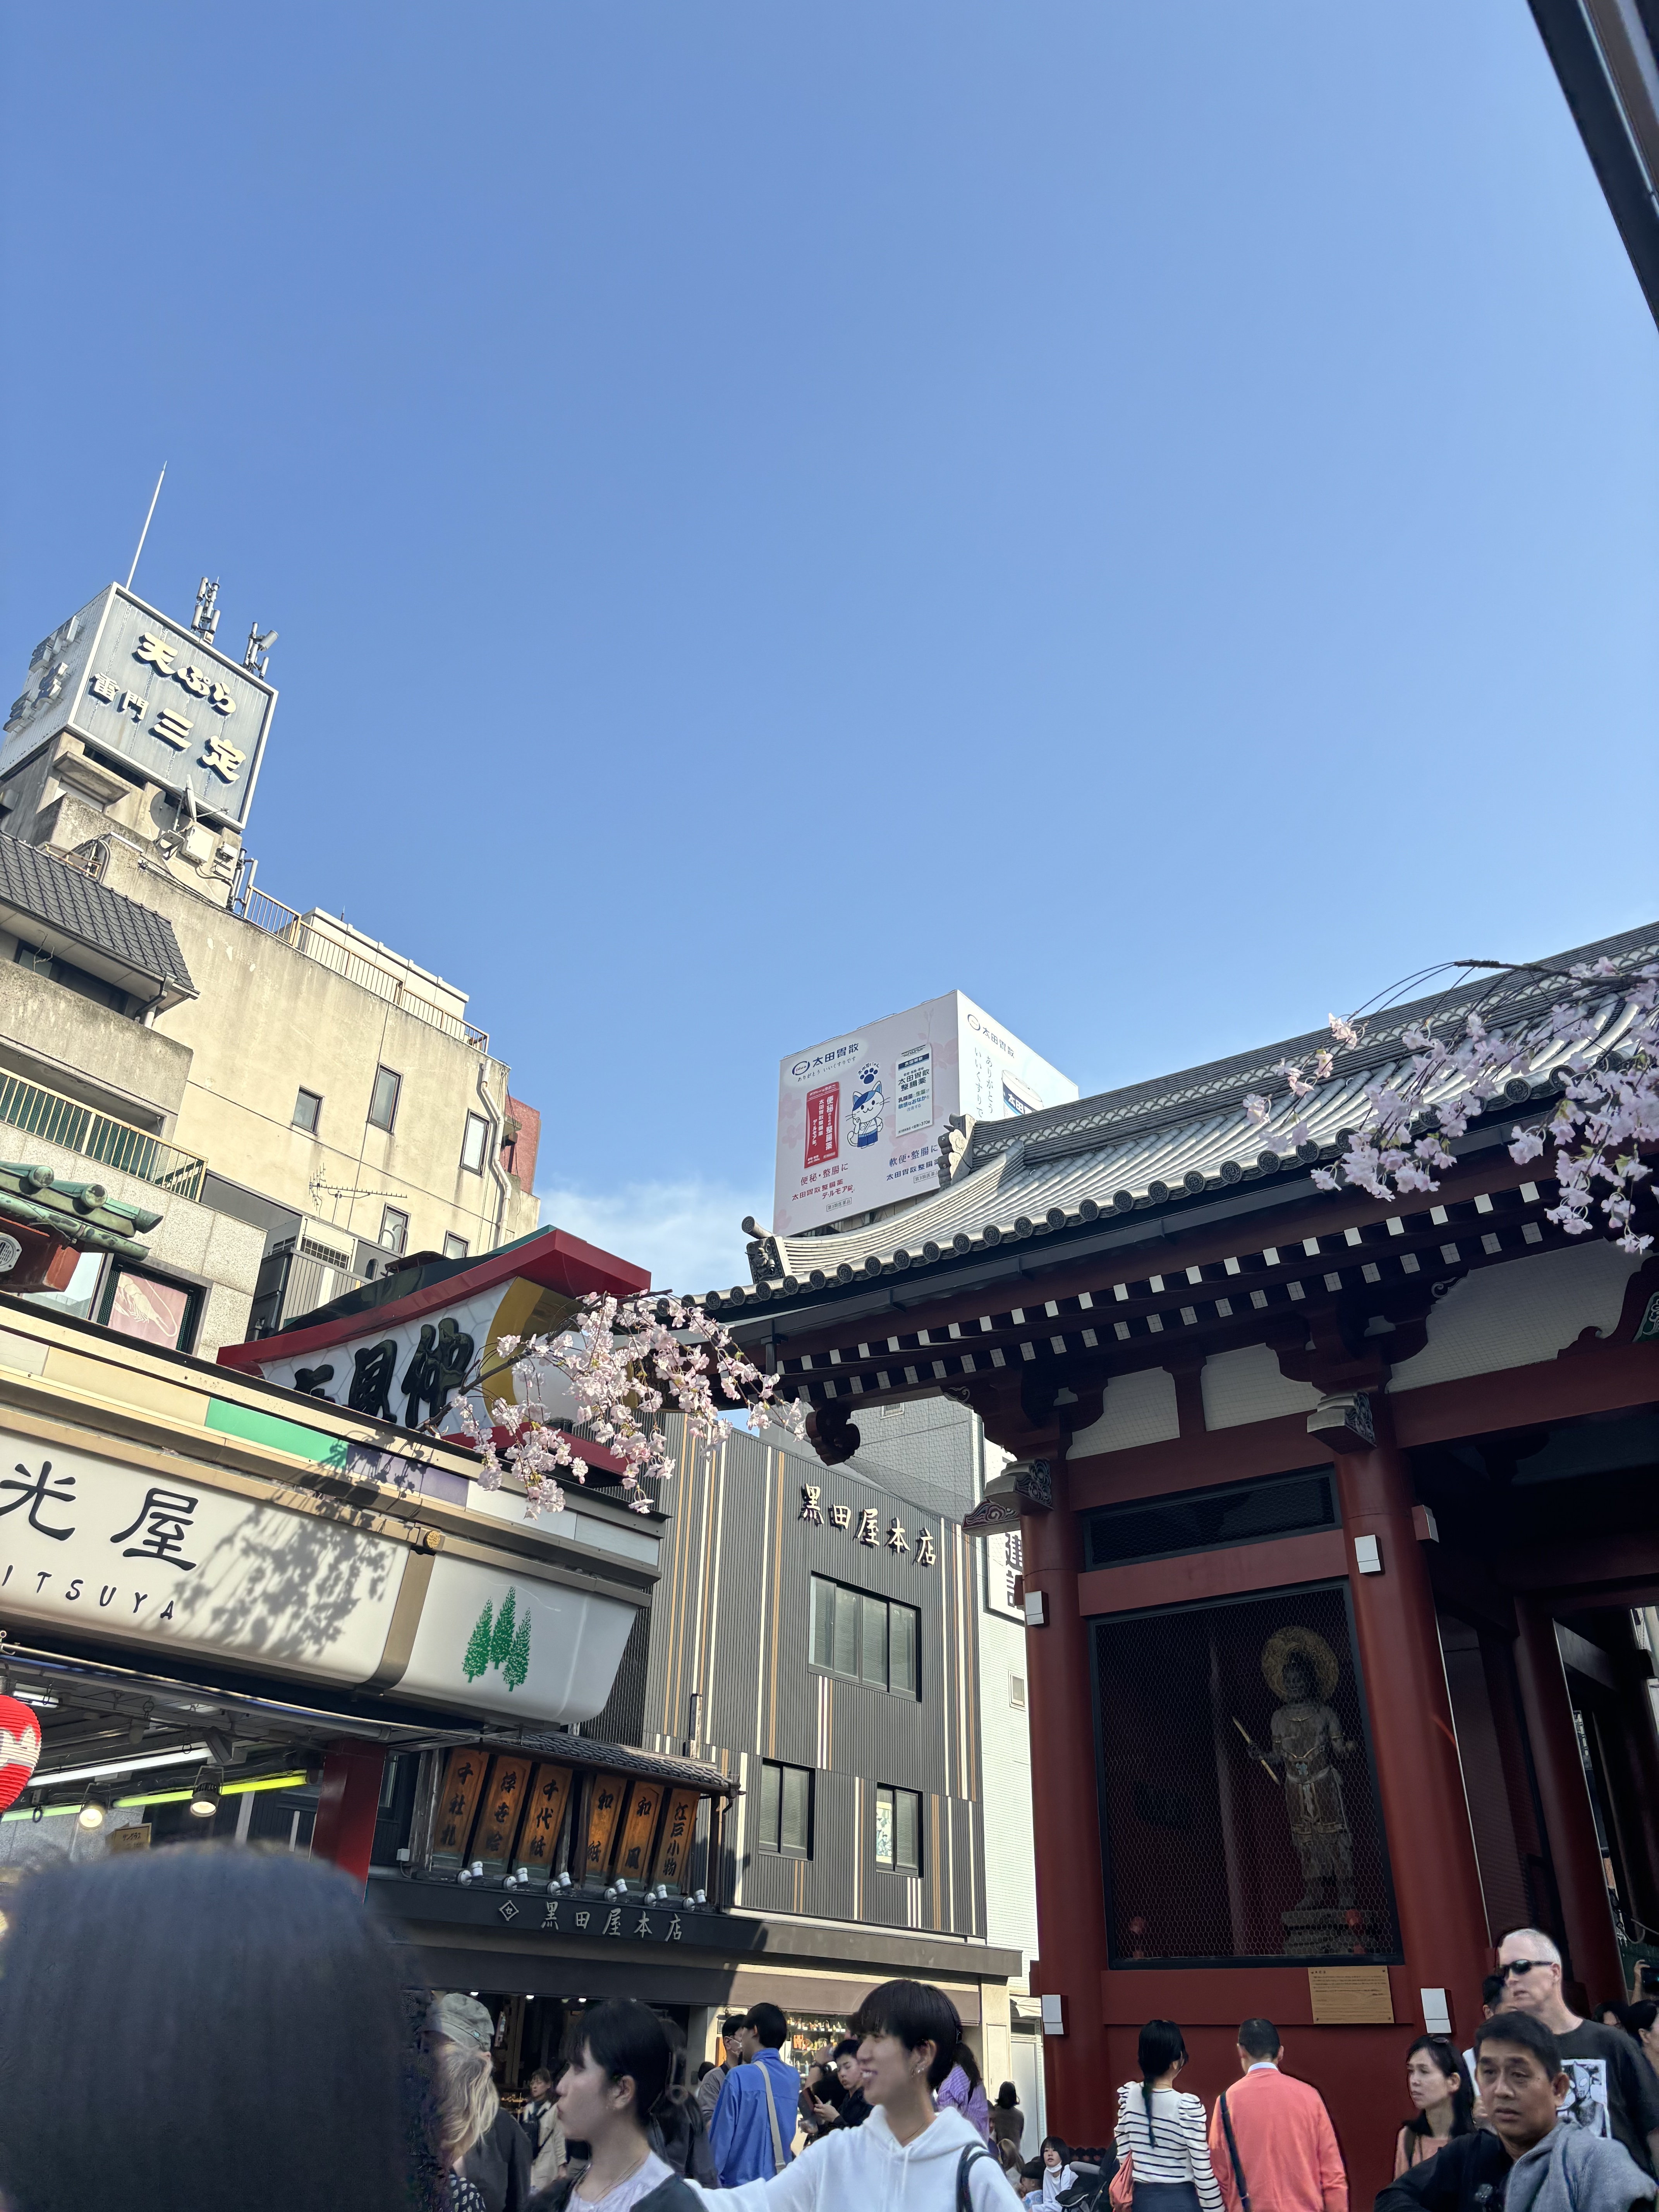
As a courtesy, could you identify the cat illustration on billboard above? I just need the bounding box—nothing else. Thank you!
[847,1065,885,1149]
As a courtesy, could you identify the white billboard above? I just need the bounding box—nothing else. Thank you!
[773,990,1077,1238]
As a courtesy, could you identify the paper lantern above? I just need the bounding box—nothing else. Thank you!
[0,1696,42,1814]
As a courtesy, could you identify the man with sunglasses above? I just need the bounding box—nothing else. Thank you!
[1495,1930,1659,2176]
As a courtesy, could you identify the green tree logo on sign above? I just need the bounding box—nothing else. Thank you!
[462,1589,532,1691]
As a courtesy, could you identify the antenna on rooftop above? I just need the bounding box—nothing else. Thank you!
[244,623,277,678]
[125,464,167,592]
[191,577,222,645]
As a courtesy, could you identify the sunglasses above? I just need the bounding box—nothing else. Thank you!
[1498,1959,1554,1979]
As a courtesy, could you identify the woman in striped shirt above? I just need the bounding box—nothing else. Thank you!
[1114,2021,1224,2212]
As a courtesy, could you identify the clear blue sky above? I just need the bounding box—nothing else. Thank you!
[3,4,1655,1295]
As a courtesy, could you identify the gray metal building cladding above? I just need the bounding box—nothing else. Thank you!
[710,919,1658,1301]
[589,1407,989,1943]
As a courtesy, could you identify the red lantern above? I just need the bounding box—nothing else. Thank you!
[0,1695,42,1813]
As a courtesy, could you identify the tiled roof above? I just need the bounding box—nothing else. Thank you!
[0,833,194,993]
[0,1160,156,1259]
[709,920,1657,1310]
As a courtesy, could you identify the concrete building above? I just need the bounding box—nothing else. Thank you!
[0,580,540,1353]
[575,1396,1043,2142]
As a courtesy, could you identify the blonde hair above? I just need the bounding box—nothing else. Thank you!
[437,2040,500,2166]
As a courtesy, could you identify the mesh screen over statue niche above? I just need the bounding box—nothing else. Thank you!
[1093,1583,1400,1965]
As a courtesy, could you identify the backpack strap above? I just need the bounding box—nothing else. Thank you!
[957,2144,994,2211]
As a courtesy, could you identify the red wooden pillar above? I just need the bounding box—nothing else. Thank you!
[1022,1455,1113,2147]
[1329,1417,1490,2038]
[1513,1597,1625,2003]
[311,1738,386,1893]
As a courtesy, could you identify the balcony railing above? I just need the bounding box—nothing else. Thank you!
[236,888,489,1052]
[0,1071,207,1201]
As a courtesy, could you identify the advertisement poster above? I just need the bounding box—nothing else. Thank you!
[773,992,1076,1237]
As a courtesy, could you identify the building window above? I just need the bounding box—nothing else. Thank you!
[459,1112,489,1175]
[874,1785,921,1874]
[368,1065,402,1132]
[380,1206,409,1255]
[292,1088,322,1134]
[442,1233,469,1260]
[757,1760,812,1857]
[97,1264,202,1355]
[809,1576,920,1698]
[1010,1675,1027,1710]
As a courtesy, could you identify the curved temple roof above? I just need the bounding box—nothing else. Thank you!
[708,919,1657,1317]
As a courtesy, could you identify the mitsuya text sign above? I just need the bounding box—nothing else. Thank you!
[773,991,1077,1238]
[0,1432,402,1683]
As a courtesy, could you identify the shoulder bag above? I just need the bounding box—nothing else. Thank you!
[756,2056,787,2176]
[1217,2094,1250,2212]
[957,2145,995,2210]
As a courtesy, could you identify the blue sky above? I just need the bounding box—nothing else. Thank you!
[3,4,1656,1296]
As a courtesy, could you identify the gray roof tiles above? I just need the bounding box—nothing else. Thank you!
[712,919,1657,1307]
[0,833,195,993]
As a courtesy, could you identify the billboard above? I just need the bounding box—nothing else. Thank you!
[3,584,277,831]
[773,990,1076,1238]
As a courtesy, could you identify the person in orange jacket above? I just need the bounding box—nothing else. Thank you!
[1207,2019,1347,2212]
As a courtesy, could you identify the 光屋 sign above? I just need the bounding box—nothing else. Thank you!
[3,585,276,830]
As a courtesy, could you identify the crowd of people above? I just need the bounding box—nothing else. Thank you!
[3,1849,1657,2212]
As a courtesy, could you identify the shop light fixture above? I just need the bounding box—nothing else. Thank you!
[112,1771,311,1810]
[189,1763,224,1819]
[29,1744,211,1792]
[76,1786,109,1832]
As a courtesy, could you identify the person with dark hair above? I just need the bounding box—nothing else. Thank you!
[1624,2006,1659,2081]
[1113,2020,1221,2212]
[1207,2019,1345,2212]
[524,2067,568,2195]
[543,1998,701,2210]
[689,1979,1021,2206]
[432,1992,534,2212]
[700,2019,748,2128]
[990,2083,1026,2162]
[0,1845,437,2212]
[937,2039,993,2142]
[797,2046,841,2142]
[1496,1929,1659,2175]
[811,2037,872,2134]
[649,2015,718,2186]
[1024,2138,1075,2208]
[1377,2013,1657,2212]
[1394,2038,1474,2177]
[708,2003,798,2186]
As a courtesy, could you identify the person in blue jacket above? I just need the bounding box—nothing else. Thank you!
[709,2006,798,2186]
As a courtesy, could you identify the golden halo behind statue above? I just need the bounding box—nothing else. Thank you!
[1261,1626,1339,1702]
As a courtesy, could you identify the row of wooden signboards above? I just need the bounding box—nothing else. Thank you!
[429,1748,706,1892]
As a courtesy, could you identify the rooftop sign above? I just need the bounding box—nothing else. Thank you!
[3,584,277,831]
[773,989,1076,1238]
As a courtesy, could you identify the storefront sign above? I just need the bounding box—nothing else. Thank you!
[472,1755,535,1872]
[651,1788,699,1889]
[798,1485,936,1568]
[611,1782,664,1886]
[983,1527,1024,1621]
[583,1773,628,1878]
[0,1429,637,1727]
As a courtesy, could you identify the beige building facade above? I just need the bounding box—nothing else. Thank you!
[0,580,541,1356]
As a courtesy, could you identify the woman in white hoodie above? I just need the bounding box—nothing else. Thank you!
[688,1980,1022,2211]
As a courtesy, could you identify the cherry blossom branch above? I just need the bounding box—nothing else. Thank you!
[443,1292,806,1516]
[1242,955,1658,1255]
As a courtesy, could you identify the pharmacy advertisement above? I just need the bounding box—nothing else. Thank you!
[773,990,1076,1238]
